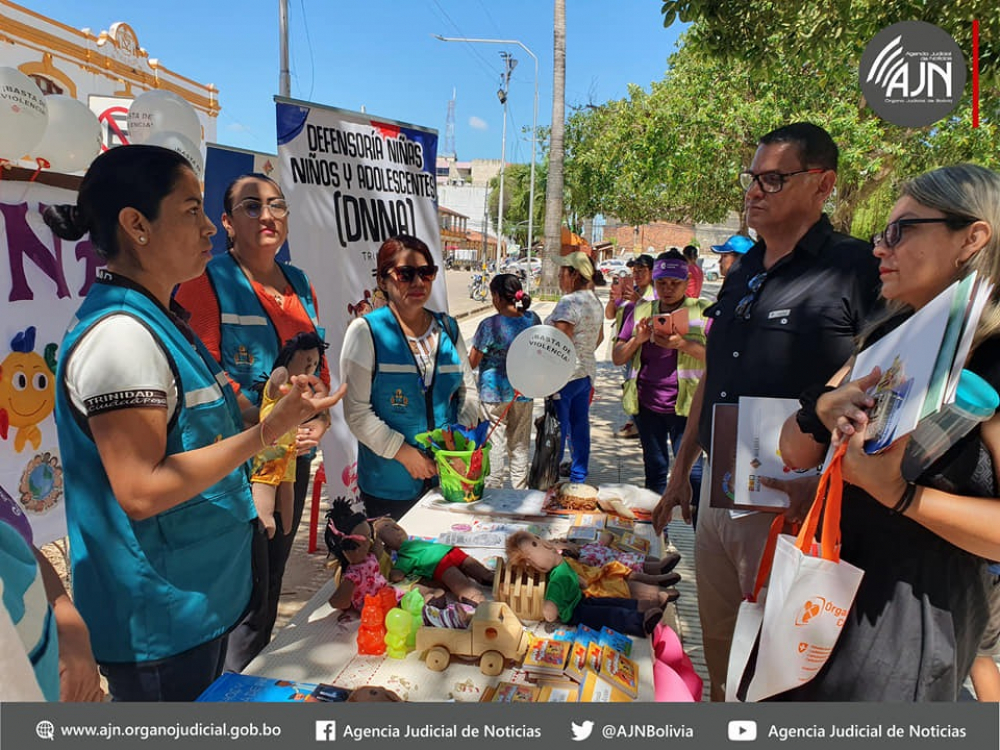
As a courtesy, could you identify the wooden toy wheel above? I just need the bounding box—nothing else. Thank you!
[426,647,450,672]
[479,650,504,676]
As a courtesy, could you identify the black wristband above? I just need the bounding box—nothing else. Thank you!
[892,482,918,515]
[796,384,836,444]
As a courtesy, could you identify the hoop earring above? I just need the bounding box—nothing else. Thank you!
[954,257,963,269]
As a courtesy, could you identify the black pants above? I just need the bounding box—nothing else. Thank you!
[359,489,420,521]
[225,454,312,672]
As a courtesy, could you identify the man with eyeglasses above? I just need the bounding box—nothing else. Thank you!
[651,122,880,701]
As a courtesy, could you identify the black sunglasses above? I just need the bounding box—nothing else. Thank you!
[871,216,977,249]
[386,265,438,283]
[734,272,768,321]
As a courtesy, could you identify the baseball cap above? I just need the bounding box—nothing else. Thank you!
[710,235,754,255]
[559,251,594,280]
[653,257,689,280]
[626,254,654,269]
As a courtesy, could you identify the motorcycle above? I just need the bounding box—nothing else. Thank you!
[468,271,490,302]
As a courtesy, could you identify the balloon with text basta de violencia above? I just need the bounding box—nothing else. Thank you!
[0,67,48,162]
[507,325,578,399]
[30,95,102,174]
[145,131,205,181]
[127,89,202,147]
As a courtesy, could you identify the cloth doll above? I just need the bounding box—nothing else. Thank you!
[374,516,495,604]
[251,332,327,538]
[572,533,682,576]
[505,531,666,637]
[324,498,389,612]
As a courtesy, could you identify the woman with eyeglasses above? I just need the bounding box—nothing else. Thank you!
[44,147,342,700]
[174,173,332,672]
[341,235,479,520]
[775,164,1000,701]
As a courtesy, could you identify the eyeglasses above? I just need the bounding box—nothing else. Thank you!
[232,198,290,219]
[871,216,977,249]
[739,168,826,194]
[734,272,768,320]
[386,265,438,283]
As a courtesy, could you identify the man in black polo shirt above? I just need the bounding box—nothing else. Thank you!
[651,122,880,701]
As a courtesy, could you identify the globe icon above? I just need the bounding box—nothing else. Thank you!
[36,720,55,740]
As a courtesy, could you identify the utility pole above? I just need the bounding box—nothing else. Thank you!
[496,51,516,269]
[278,0,291,97]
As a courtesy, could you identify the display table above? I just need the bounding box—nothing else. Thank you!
[243,489,659,702]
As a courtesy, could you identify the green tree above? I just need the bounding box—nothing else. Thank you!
[659,1,996,87]
[564,25,999,232]
[488,163,547,247]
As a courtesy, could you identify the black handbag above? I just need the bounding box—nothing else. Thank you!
[528,397,562,490]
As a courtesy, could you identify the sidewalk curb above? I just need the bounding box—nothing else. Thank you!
[453,304,494,321]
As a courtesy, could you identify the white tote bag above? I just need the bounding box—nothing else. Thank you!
[726,514,782,702]
[744,445,864,701]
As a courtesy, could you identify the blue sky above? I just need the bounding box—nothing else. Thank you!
[23,0,686,161]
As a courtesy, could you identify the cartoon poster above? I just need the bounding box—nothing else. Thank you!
[0,179,98,544]
[275,97,447,501]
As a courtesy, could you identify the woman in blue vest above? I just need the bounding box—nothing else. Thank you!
[341,235,479,519]
[44,145,343,701]
[175,173,332,672]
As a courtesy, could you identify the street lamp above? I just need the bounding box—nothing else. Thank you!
[433,35,539,274]
[495,52,516,267]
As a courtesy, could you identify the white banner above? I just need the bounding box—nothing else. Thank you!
[0,180,92,544]
[275,98,447,502]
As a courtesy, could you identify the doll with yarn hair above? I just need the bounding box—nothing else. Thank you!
[251,332,328,538]
[324,498,392,612]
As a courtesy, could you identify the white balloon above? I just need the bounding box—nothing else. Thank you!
[127,89,201,146]
[0,67,48,160]
[31,95,102,174]
[145,130,205,180]
[507,325,578,398]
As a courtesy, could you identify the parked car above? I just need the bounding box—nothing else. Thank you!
[701,257,721,281]
[597,258,628,277]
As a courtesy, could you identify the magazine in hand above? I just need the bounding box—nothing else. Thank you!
[852,273,993,453]
[734,397,823,509]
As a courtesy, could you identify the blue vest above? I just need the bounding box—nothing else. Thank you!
[204,252,324,406]
[0,522,59,700]
[55,277,255,663]
[359,306,463,501]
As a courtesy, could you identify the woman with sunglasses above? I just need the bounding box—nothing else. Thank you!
[341,235,479,520]
[44,146,342,700]
[174,173,332,672]
[776,164,1000,701]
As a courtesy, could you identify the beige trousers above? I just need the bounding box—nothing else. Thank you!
[481,400,535,490]
[694,467,777,702]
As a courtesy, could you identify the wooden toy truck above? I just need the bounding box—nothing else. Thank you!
[415,601,530,676]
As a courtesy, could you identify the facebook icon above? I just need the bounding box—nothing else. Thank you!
[315,721,337,741]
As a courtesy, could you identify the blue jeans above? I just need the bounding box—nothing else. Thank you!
[634,403,703,518]
[554,376,592,483]
[571,596,648,637]
[101,634,228,701]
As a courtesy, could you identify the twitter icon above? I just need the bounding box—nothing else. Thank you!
[570,720,594,741]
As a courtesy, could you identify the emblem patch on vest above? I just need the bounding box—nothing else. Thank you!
[234,346,254,366]
[390,389,409,409]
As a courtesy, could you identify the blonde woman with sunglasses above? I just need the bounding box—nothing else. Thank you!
[341,235,479,520]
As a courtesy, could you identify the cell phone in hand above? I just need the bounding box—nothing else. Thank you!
[652,309,689,337]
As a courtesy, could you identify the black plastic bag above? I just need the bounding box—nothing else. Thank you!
[528,397,561,490]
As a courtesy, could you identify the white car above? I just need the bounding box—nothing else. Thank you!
[597,258,628,277]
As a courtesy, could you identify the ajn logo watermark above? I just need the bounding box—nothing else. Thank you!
[860,21,967,128]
